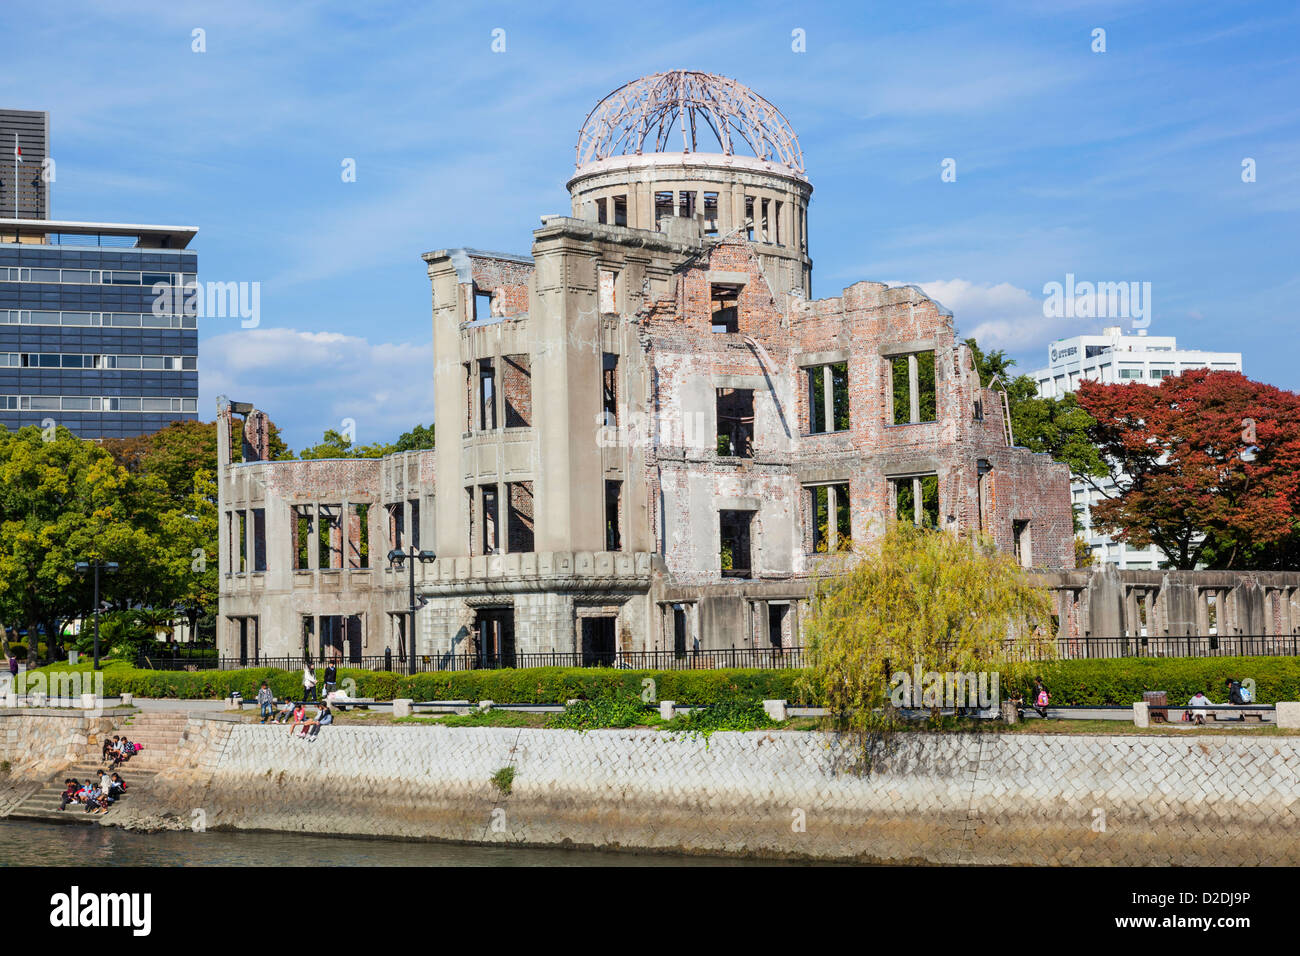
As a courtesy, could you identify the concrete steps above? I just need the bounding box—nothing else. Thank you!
[11,766,160,823]
[6,710,188,824]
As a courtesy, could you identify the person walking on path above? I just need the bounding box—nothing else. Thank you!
[7,654,17,680]
[302,662,317,702]
[322,660,338,697]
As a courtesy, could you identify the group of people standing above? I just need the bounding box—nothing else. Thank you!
[299,660,338,701]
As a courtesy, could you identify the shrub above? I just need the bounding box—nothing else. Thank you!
[547,694,655,731]
[666,697,776,740]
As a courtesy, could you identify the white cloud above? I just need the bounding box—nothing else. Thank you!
[913,278,1114,370]
[199,328,435,451]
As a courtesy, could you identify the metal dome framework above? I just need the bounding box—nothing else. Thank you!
[575,71,804,174]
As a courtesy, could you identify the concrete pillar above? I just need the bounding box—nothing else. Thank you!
[478,699,494,712]
[822,362,835,431]
[1087,564,1126,639]
[907,353,920,423]
[1161,575,1198,637]
[1276,702,1300,729]
[659,700,676,720]
[309,502,320,571]
[1132,701,1150,728]
[121,693,134,706]
[392,698,413,718]
[762,699,788,721]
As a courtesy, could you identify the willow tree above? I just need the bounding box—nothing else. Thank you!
[801,523,1056,770]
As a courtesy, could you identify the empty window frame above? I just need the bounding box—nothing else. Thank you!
[612,195,627,226]
[481,485,499,555]
[473,289,493,321]
[807,362,849,433]
[251,508,267,572]
[892,475,940,528]
[508,481,534,553]
[1013,519,1032,568]
[602,353,618,426]
[711,283,741,333]
[703,192,719,234]
[744,196,755,240]
[889,351,937,425]
[478,359,497,430]
[605,480,623,551]
[716,387,754,457]
[408,498,421,550]
[317,505,342,569]
[503,354,531,427]
[292,505,314,569]
[386,502,405,551]
[719,509,754,578]
[654,191,674,229]
[596,197,607,224]
[678,190,696,218]
[347,502,370,569]
[809,483,851,553]
[234,511,247,573]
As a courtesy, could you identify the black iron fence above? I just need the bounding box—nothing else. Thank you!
[137,646,808,673]
[133,634,1300,673]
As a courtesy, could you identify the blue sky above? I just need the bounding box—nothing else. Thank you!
[3,0,1297,451]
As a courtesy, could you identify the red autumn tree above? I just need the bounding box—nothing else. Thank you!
[1076,369,1300,569]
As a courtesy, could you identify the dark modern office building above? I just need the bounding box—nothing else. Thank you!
[0,109,198,440]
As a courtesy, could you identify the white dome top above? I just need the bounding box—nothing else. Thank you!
[575,71,804,174]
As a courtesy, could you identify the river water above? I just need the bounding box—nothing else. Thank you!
[0,820,793,866]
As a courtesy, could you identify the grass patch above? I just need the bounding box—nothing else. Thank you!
[490,766,515,795]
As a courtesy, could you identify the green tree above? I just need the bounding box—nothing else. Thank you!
[393,423,435,452]
[965,338,1106,481]
[0,426,159,664]
[801,523,1055,771]
[298,428,395,460]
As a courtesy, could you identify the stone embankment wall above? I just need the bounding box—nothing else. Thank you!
[87,722,1300,865]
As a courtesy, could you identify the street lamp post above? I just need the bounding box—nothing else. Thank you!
[387,547,437,676]
[74,560,119,671]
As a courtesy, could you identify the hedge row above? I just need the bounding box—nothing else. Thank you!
[23,655,1300,707]
[24,661,803,706]
[1020,656,1300,707]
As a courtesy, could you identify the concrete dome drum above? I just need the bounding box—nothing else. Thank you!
[575,70,805,174]
[568,71,813,295]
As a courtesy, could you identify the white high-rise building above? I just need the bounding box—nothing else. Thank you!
[1030,327,1242,569]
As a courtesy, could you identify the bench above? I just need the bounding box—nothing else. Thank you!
[1183,705,1270,724]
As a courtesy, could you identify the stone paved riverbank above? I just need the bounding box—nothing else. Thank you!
[1,714,1297,863]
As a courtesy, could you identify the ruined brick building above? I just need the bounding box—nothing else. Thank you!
[219,72,1298,667]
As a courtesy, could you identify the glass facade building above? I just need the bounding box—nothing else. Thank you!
[0,220,199,439]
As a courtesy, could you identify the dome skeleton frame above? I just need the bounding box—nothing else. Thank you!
[575,71,804,174]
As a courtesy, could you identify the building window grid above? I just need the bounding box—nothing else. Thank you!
[0,267,197,287]
[0,395,196,413]
[0,310,197,329]
[0,352,194,370]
